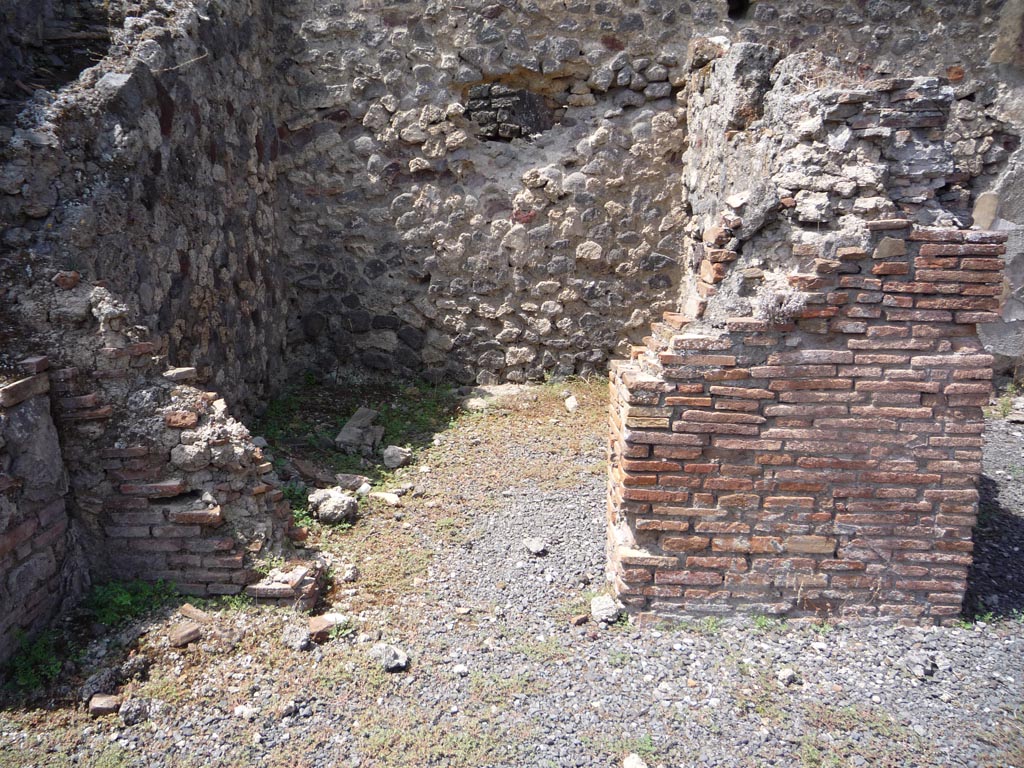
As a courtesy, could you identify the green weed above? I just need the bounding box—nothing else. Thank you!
[329,617,356,640]
[5,630,62,690]
[84,579,175,626]
[607,649,630,667]
[251,375,460,484]
[253,555,286,577]
[513,635,570,663]
[799,702,936,765]
[93,746,132,768]
[217,593,254,612]
[957,610,996,629]
[556,590,600,621]
[753,614,787,633]
[652,615,722,634]
[467,671,549,704]
[282,481,314,527]
[990,380,1019,418]
[699,616,723,634]
[435,516,463,541]
[602,732,657,761]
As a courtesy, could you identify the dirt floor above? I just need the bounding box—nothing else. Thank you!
[0,376,1021,768]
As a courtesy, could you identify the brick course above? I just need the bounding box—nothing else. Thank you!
[608,226,1004,624]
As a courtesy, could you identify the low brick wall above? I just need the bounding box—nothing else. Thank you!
[608,224,1005,624]
[49,349,297,597]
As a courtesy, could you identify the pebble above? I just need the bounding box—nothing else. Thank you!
[776,668,798,686]
[88,694,121,717]
[591,595,622,623]
[368,643,409,672]
[168,622,202,648]
[524,537,548,556]
[16,392,1024,768]
[382,445,413,469]
[119,698,150,726]
[280,623,311,652]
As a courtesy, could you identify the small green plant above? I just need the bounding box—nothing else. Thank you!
[513,635,569,663]
[282,481,314,527]
[6,630,62,690]
[93,745,132,768]
[617,733,657,761]
[435,516,462,540]
[329,618,356,640]
[557,589,600,620]
[607,649,630,667]
[84,580,175,626]
[811,621,834,636]
[753,614,786,633]
[217,592,254,611]
[253,555,286,577]
[992,380,1019,418]
[699,616,722,634]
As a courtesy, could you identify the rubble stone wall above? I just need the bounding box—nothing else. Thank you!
[0,0,295,654]
[1,0,56,76]
[1,0,287,409]
[275,0,1017,384]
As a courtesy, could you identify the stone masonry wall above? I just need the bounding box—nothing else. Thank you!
[275,0,1017,384]
[0,0,296,654]
[1,0,1024,659]
[1,0,287,410]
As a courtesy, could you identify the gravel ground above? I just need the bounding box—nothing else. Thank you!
[1,382,1022,768]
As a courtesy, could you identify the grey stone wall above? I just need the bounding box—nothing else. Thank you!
[0,0,54,77]
[0,0,294,662]
[2,0,287,410]
[276,0,1017,383]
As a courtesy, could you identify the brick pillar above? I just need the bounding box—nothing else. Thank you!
[607,224,1005,625]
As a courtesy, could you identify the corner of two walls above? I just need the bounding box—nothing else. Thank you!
[2,1,1024,658]
[0,367,73,663]
[0,0,296,661]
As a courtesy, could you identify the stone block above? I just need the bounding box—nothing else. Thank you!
[168,622,202,647]
[0,375,49,408]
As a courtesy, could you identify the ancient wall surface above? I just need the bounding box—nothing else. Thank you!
[609,223,1003,623]
[2,0,1024,654]
[0,0,296,652]
[275,0,1017,384]
[0,364,75,663]
[1,0,56,80]
[2,0,287,409]
[607,50,1006,623]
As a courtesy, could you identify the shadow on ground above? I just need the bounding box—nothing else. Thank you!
[248,373,462,488]
[965,474,1024,619]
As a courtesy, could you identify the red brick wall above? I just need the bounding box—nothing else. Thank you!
[608,224,1004,624]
